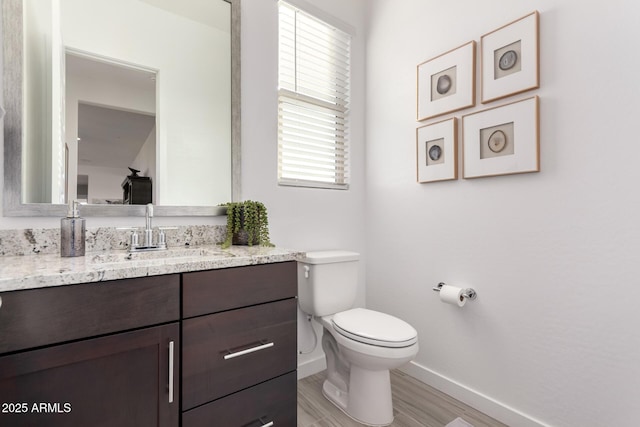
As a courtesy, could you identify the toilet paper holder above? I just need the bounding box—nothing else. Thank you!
[432,282,477,301]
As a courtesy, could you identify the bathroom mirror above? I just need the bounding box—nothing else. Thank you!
[2,0,240,216]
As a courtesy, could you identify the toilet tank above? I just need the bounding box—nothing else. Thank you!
[297,250,359,317]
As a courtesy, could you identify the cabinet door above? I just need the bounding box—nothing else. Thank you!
[0,323,179,427]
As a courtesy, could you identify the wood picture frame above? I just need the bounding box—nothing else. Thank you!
[481,11,539,104]
[417,117,457,183]
[417,41,476,121]
[462,96,539,179]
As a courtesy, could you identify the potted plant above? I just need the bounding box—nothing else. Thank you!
[221,200,274,249]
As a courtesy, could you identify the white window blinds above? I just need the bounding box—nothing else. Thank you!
[278,1,351,189]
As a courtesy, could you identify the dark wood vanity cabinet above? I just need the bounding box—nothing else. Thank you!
[0,260,298,427]
[182,261,298,427]
[0,275,180,427]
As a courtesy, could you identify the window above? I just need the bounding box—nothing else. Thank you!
[277,2,351,189]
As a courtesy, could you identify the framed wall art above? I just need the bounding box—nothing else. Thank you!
[481,11,539,104]
[417,117,457,183]
[462,96,539,179]
[417,41,475,121]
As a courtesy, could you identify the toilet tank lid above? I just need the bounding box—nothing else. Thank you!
[302,250,359,264]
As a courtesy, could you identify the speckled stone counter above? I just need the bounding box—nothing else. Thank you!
[0,245,305,293]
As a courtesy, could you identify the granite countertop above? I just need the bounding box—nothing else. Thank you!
[0,245,305,293]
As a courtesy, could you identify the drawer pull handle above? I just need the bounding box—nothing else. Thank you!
[168,341,175,403]
[260,422,274,427]
[224,342,274,360]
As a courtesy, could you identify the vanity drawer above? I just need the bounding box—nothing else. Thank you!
[182,298,296,410]
[182,371,296,427]
[0,275,180,354]
[182,261,297,318]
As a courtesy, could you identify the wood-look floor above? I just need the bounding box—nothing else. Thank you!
[297,370,508,427]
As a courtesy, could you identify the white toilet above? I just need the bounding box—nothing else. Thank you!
[298,250,419,426]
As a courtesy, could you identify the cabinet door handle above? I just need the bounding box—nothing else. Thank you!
[260,422,274,427]
[223,342,274,360]
[168,341,175,403]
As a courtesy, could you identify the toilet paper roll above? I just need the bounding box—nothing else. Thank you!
[439,285,466,307]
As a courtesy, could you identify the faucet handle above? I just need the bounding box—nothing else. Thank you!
[157,227,177,249]
[157,229,167,249]
[130,230,139,249]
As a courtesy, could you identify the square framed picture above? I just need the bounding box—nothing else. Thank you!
[462,96,539,179]
[417,41,475,121]
[417,117,457,183]
[481,11,539,104]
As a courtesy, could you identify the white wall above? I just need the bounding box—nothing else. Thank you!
[77,164,126,203]
[131,127,157,203]
[240,0,367,376]
[365,1,640,426]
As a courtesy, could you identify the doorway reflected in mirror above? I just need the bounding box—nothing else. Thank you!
[68,53,157,206]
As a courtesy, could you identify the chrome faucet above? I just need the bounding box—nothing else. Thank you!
[127,203,168,252]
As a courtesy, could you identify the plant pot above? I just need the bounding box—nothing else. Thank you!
[231,210,250,245]
[232,228,250,245]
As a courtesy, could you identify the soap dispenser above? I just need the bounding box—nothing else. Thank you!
[61,200,86,257]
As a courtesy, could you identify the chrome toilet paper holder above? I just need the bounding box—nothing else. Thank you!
[432,282,477,301]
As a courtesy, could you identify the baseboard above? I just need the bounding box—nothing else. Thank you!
[401,361,551,427]
[297,355,326,380]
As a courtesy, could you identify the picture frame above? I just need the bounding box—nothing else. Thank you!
[462,96,539,179]
[417,41,475,121]
[481,11,539,104]
[417,117,457,183]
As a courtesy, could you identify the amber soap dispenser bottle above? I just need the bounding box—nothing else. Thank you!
[61,200,86,257]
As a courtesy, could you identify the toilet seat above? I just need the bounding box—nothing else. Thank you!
[331,308,418,348]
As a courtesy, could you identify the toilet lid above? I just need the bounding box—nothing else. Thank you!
[332,308,418,348]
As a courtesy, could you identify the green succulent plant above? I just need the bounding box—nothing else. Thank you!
[221,200,274,249]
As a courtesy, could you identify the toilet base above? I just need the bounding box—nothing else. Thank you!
[323,366,394,427]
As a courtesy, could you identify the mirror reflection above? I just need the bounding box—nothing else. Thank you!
[68,54,157,205]
[19,0,233,209]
